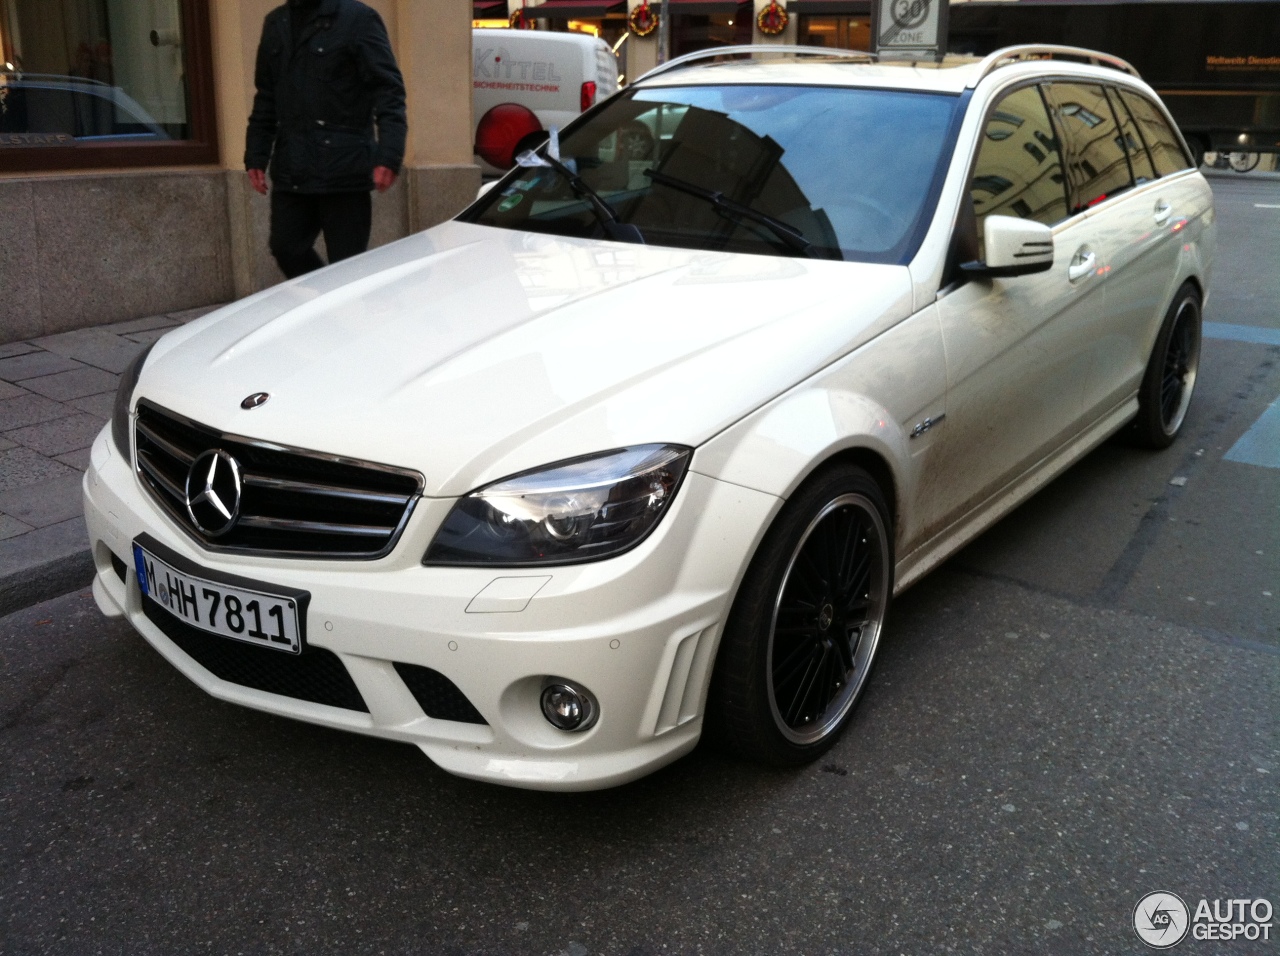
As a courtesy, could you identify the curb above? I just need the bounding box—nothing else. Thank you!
[0,550,94,618]
[0,519,94,619]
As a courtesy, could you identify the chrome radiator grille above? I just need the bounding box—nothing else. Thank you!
[134,401,422,559]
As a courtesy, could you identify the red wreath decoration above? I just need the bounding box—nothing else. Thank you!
[628,2,659,36]
[756,1,789,35]
[509,7,531,28]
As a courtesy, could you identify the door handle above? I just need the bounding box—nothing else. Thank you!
[1067,250,1097,282]
[1154,201,1172,224]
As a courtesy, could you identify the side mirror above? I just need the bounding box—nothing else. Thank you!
[961,215,1054,278]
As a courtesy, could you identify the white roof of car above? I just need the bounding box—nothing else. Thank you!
[635,45,1142,95]
[640,58,983,93]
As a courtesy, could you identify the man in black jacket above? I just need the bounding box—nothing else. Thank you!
[245,0,406,278]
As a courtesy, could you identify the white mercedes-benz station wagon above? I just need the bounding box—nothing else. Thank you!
[84,45,1214,790]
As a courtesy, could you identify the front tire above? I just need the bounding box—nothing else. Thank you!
[1132,284,1201,449]
[708,465,892,766]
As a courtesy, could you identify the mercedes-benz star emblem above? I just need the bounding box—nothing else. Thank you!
[241,392,270,410]
[185,449,244,537]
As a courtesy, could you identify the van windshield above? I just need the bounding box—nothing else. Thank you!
[462,84,961,264]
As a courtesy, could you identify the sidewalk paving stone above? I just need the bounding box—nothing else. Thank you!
[68,392,116,418]
[18,367,119,402]
[54,448,93,471]
[0,343,40,360]
[0,514,34,541]
[0,394,73,431]
[29,329,148,374]
[124,327,179,345]
[102,314,182,335]
[5,413,108,458]
[167,304,224,322]
[0,446,80,493]
[0,437,15,452]
[0,381,28,401]
[0,351,86,381]
[0,474,86,529]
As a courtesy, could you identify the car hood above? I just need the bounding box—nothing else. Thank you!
[142,222,913,497]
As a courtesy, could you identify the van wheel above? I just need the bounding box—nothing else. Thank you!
[708,465,892,766]
[1132,284,1201,449]
[513,130,549,161]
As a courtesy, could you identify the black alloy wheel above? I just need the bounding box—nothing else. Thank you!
[709,465,892,765]
[1133,284,1201,449]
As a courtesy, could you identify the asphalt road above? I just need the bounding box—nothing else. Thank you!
[1,175,1276,956]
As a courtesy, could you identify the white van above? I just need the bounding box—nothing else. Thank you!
[473,29,619,172]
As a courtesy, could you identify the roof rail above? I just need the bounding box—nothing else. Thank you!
[971,44,1141,86]
[636,45,876,84]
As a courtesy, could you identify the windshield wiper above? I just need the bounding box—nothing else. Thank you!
[529,152,645,245]
[643,169,816,257]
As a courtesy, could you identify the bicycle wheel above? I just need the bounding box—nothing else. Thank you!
[1229,151,1261,173]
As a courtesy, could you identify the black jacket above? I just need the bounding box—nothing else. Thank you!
[245,0,406,193]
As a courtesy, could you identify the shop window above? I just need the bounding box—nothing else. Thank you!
[0,0,215,171]
[670,13,749,58]
[798,16,870,50]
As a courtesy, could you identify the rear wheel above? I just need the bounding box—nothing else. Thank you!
[708,465,892,766]
[1132,284,1201,449]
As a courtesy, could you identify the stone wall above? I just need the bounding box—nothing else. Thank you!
[0,162,480,344]
[1,0,477,345]
[1,169,234,342]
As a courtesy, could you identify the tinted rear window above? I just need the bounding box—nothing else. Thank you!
[1044,82,1134,212]
[1107,86,1157,185]
[1116,88,1193,177]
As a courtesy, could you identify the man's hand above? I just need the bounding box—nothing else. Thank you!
[373,166,397,192]
[247,168,268,195]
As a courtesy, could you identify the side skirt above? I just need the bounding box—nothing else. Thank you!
[893,396,1139,595]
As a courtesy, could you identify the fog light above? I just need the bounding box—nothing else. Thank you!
[540,680,598,732]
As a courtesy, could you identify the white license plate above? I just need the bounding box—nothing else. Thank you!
[133,543,303,654]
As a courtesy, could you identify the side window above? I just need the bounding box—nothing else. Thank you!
[1106,87,1156,185]
[1044,82,1134,213]
[1117,89,1194,178]
[970,85,1068,244]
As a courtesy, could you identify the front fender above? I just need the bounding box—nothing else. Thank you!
[692,304,949,557]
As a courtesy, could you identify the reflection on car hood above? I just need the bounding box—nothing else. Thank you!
[142,221,913,497]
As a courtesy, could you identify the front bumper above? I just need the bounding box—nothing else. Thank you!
[84,427,778,790]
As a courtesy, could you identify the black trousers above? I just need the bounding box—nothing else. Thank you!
[269,190,373,279]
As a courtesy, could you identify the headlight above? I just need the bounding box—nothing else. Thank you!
[111,343,155,460]
[423,444,691,566]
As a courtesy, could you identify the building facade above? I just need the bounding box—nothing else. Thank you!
[1,0,477,342]
[476,0,873,83]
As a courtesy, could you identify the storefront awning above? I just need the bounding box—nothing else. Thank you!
[790,0,870,13]
[667,0,748,13]
[530,0,625,16]
[474,0,508,17]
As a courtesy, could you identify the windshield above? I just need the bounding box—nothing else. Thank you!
[462,84,961,264]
